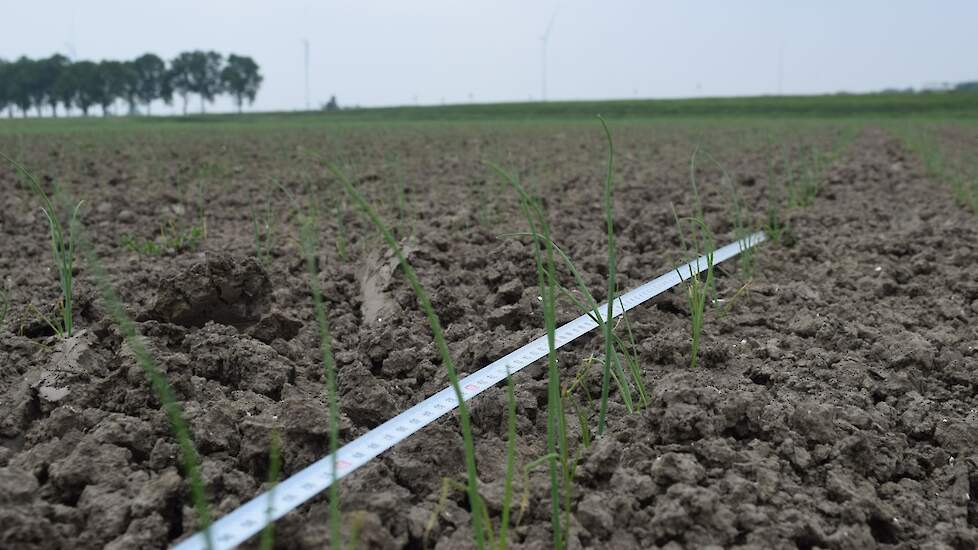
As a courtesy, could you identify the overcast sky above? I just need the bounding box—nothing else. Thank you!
[3,0,977,114]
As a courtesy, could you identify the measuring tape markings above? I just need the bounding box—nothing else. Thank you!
[173,231,766,550]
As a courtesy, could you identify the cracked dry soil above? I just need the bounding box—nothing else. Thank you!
[1,124,977,549]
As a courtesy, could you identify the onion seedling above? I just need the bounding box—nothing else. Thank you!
[764,141,788,243]
[596,116,618,436]
[486,162,570,549]
[329,163,488,550]
[673,212,715,369]
[250,192,275,268]
[298,200,343,548]
[2,152,82,338]
[79,231,213,549]
[498,370,518,550]
[494,231,648,412]
[259,430,282,550]
[0,287,9,329]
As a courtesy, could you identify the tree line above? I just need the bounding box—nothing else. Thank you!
[0,51,262,118]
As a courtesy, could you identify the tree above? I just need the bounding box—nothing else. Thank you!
[70,61,100,116]
[168,52,194,115]
[52,61,79,115]
[187,50,224,114]
[95,60,126,116]
[41,55,70,117]
[220,54,262,113]
[23,58,47,116]
[132,53,167,115]
[0,59,10,118]
[10,57,34,117]
[119,61,141,115]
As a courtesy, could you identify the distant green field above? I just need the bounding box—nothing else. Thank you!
[1,91,976,134]
[321,91,978,121]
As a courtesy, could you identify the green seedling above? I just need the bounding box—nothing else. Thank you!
[895,125,978,217]
[423,370,519,550]
[330,163,488,550]
[687,148,719,304]
[699,149,757,285]
[969,171,978,215]
[250,194,275,268]
[615,302,648,408]
[0,288,9,328]
[299,200,342,548]
[596,116,618,437]
[484,161,568,549]
[688,147,713,250]
[495,226,650,438]
[390,156,413,240]
[259,430,282,550]
[120,220,204,256]
[2,152,82,338]
[80,232,213,549]
[498,370,518,549]
[674,215,715,369]
[336,197,349,260]
[515,453,559,526]
[508,235,646,411]
[196,179,209,240]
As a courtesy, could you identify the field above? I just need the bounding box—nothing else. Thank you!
[1,96,978,549]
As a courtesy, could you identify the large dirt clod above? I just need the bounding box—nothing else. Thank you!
[148,254,271,328]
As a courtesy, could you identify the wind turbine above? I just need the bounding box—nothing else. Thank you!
[303,39,310,110]
[777,43,784,95]
[540,8,558,102]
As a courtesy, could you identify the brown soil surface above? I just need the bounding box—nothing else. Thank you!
[1,123,977,549]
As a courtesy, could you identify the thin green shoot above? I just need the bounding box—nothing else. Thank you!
[424,478,468,546]
[2,152,82,338]
[499,370,517,550]
[259,430,282,550]
[688,147,713,250]
[687,149,718,304]
[298,200,342,548]
[516,453,559,526]
[427,369,520,549]
[492,172,571,549]
[702,150,755,281]
[334,194,349,261]
[561,359,596,456]
[347,512,366,550]
[196,179,208,240]
[120,220,203,256]
[719,280,752,318]
[486,163,568,548]
[0,287,9,329]
[685,258,713,369]
[28,302,68,339]
[250,193,274,268]
[781,143,798,209]
[79,232,213,549]
[596,116,618,437]
[329,163,487,550]
[764,144,788,243]
[560,360,596,481]
[390,156,412,240]
[615,300,649,407]
[673,216,715,369]
[497,230,645,411]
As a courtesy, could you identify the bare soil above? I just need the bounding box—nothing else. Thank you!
[1,123,977,549]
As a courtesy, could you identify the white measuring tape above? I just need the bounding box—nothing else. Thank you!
[173,232,765,550]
